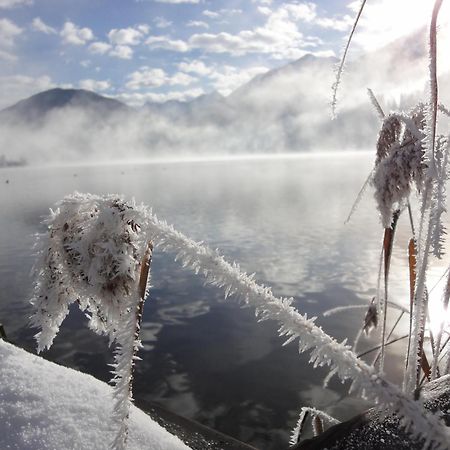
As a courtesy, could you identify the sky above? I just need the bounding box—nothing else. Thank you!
[0,0,448,109]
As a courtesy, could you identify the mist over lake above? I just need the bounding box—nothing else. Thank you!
[1,152,443,449]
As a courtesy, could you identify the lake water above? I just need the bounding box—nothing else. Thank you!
[0,153,446,449]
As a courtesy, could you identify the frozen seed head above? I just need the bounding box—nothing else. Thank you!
[31,192,150,349]
[372,105,427,227]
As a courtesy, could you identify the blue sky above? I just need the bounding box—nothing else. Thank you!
[0,0,446,108]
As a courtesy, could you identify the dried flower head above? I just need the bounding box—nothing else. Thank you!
[372,105,427,227]
[31,192,150,350]
[30,192,153,450]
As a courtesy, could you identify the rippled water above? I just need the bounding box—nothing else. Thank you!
[0,153,447,449]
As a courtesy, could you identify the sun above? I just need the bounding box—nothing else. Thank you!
[352,0,450,58]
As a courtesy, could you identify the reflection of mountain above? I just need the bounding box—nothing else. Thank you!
[0,31,447,163]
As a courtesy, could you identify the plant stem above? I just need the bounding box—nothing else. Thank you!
[380,209,400,372]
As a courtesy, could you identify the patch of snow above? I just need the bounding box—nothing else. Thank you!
[0,340,191,450]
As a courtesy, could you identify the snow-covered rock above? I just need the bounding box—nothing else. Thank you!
[0,340,191,450]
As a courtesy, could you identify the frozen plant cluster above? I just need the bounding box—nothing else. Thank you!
[31,192,153,450]
[372,106,428,227]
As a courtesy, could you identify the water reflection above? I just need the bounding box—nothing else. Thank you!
[0,153,448,449]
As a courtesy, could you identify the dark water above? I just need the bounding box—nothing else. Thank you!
[0,153,444,449]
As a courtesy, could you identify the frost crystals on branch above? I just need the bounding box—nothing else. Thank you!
[30,192,153,450]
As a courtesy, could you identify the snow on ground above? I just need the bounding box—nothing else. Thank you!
[0,340,191,450]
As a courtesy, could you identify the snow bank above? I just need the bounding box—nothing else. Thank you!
[0,340,191,450]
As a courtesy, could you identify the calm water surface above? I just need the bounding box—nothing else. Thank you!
[0,153,445,449]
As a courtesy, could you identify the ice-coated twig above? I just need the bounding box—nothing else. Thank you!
[367,88,386,120]
[323,304,367,316]
[344,169,374,224]
[405,0,446,394]
[426,0,444,177]
[331,0,367,118]
[140,199,449,449]
[289,407,340,446]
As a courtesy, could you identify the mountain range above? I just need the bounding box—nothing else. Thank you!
[1,29,446,164]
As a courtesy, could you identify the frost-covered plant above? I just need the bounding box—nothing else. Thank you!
[31,193,153,450]
[312,0,450,446]
[329,0,450,438]
[29,2,450,448]
[372,106,427,227]
[31,192,450,449]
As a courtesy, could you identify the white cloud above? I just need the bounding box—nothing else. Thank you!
[257,6,272,16]
[147,3,332,59]
[88,41,112,55]
[0,18,22,47]
[0,17,21,59]
[32,17,57,35]
[186,20,209,29]
[154,0,200,3]
[137,24,150,34]
[202,10,219,19]
[0,74,53,109]
[284,2,316,22]
[109,45,133,59]
[316,15,353,32]
[0,0,32,8]
[146,35,189,52]
[60,21,94,45]
[202,7,251,19]
[170,72,195,86]
[80,60,91,68]
[79,79,111,91]
[177,59,212,76]
[125,66,196,90]
[126,68,167,89]
[154,17,172,29]
[108,26,148,46]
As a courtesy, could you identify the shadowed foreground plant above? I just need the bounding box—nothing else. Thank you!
[31,192,449,450]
